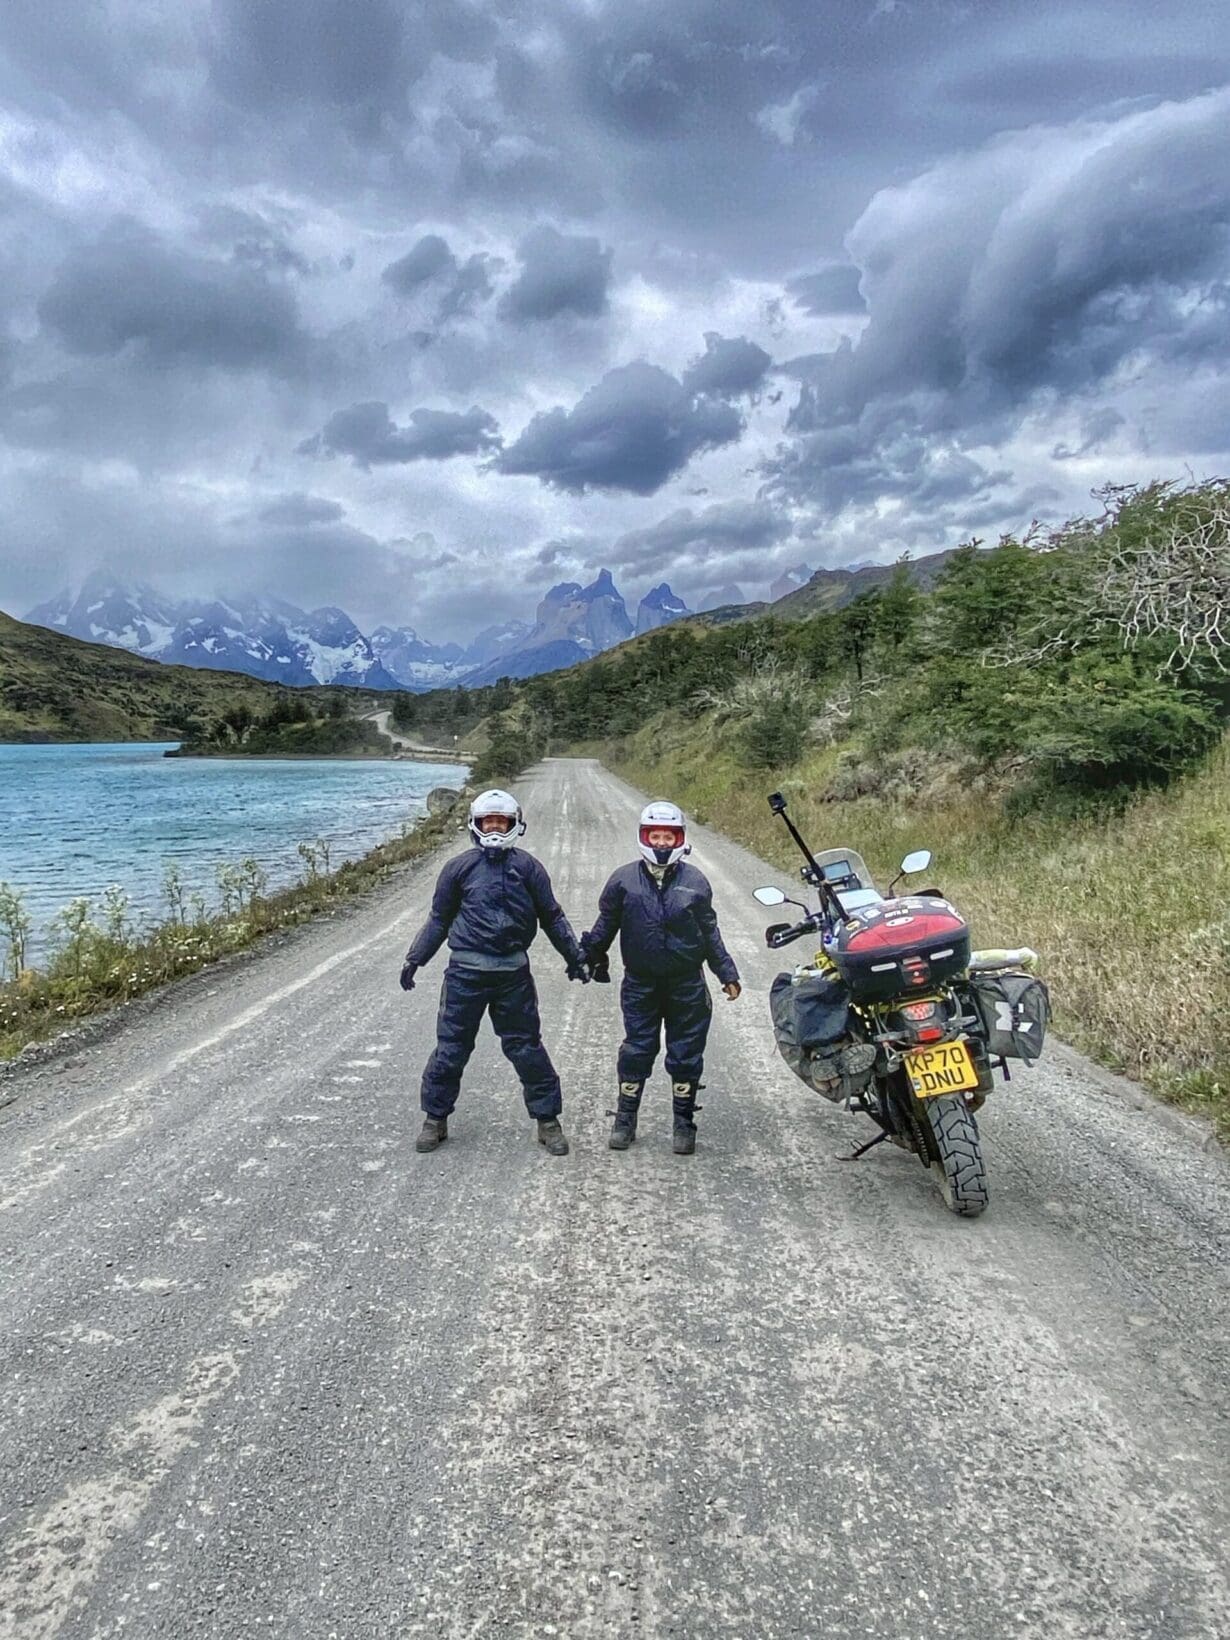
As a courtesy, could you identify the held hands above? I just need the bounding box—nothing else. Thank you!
[566,960,592,985]
[587,952,612,984]
[723,981,742,1002]
[399,957,418,993]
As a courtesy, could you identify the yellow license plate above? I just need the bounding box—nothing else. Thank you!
[904,1040,979,1098]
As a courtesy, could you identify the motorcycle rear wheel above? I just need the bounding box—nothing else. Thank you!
[924,1095,988,1217]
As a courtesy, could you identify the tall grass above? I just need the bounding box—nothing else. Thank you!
[609,721,1230,1136]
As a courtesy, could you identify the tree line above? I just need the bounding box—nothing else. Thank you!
[451,480,1229,806]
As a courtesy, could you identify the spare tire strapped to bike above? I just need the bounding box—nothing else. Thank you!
[962,970,1052,1064]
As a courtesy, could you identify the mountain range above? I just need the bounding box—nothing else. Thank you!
[21,554,957,694]
[23,568,697,693]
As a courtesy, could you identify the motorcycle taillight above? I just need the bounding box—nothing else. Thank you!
[901,1001,937,1021]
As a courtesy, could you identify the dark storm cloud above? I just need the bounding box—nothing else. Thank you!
[498,227,613,324]
[774,413,1013,516]
[496,362,743,495]
[1051,408,1127,461]
[303,400,502,467]
[788,266,866,316]
[39,221,306,371]
[438,254,499,320]
[209,0,424,113]
[196,206,314,277]
[809,88,1230,417]
[383,235,455,293]
[256,493,346,526]
[382,235,499,322]
[680,332,772,399]
[767,87,1230,514]
[610,499,789,575]
[4,1,1230,639]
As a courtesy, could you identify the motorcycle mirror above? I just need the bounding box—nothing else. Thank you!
[900,849,932,875]
[753,886,787,906]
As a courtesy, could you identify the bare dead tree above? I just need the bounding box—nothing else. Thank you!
[691,653,815,722]
[808,674,884,744]
[1093,495,1230,673]
[978,480,1230,676]
[978,632,1074,671]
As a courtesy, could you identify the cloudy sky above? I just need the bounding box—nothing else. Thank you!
[1,0,1228,640]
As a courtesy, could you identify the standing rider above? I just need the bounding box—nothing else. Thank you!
[399,788,590,1156]
[582,801,741,1155]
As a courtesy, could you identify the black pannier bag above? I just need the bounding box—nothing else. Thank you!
[964,970,1051,1064]
[770,969,859,1103]
[831,896,972,1003]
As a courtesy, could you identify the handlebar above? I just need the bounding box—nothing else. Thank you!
[764,915,821,950]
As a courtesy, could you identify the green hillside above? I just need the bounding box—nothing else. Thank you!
[0,610,369,743]
[770,546,957,618]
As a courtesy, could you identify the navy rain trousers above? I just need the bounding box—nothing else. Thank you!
[420,963,562,1119]
[618,969,712,1086]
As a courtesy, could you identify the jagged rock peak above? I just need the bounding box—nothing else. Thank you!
[635,582,690,637]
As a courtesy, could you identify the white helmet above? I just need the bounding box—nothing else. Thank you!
[638,799,690,868]
[469,788,526,850]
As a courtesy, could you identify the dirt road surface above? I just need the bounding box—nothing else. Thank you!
[2,759,1228,1638]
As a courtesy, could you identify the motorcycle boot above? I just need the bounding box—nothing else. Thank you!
[537,1117,571,1156]
[608,1081,644,1150]
[416,1116,448,1153]
[672,1082,703,1155]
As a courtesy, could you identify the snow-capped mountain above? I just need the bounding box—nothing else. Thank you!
[769,564,814,602]
[28,572,182,657]
[369,625,466,690]
[26,573,401,690]
[369,621,533,688]
[25,565,682,694]
[635,583,690,636]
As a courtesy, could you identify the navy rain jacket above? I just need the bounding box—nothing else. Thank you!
[582,860,740,986]
[405,846,584,971]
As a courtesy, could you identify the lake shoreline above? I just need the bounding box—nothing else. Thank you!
[0,742,470,967]
[0,788,469,1070]
[165,747,469,763]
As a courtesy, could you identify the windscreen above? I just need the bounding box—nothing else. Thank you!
[809,845,874,891]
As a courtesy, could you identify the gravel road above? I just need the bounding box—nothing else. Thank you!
[2,758,1228,1639]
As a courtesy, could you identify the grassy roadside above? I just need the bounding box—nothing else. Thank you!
[594,721,1230,1139]
[0,797,466,1064]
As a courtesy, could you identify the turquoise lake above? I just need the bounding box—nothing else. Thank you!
[0,743,467,953]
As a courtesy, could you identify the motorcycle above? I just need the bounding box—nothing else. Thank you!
[753,790,1050,1218]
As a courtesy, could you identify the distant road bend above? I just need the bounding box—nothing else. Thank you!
[1,758,1228,1638]
[366,708,472,764]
